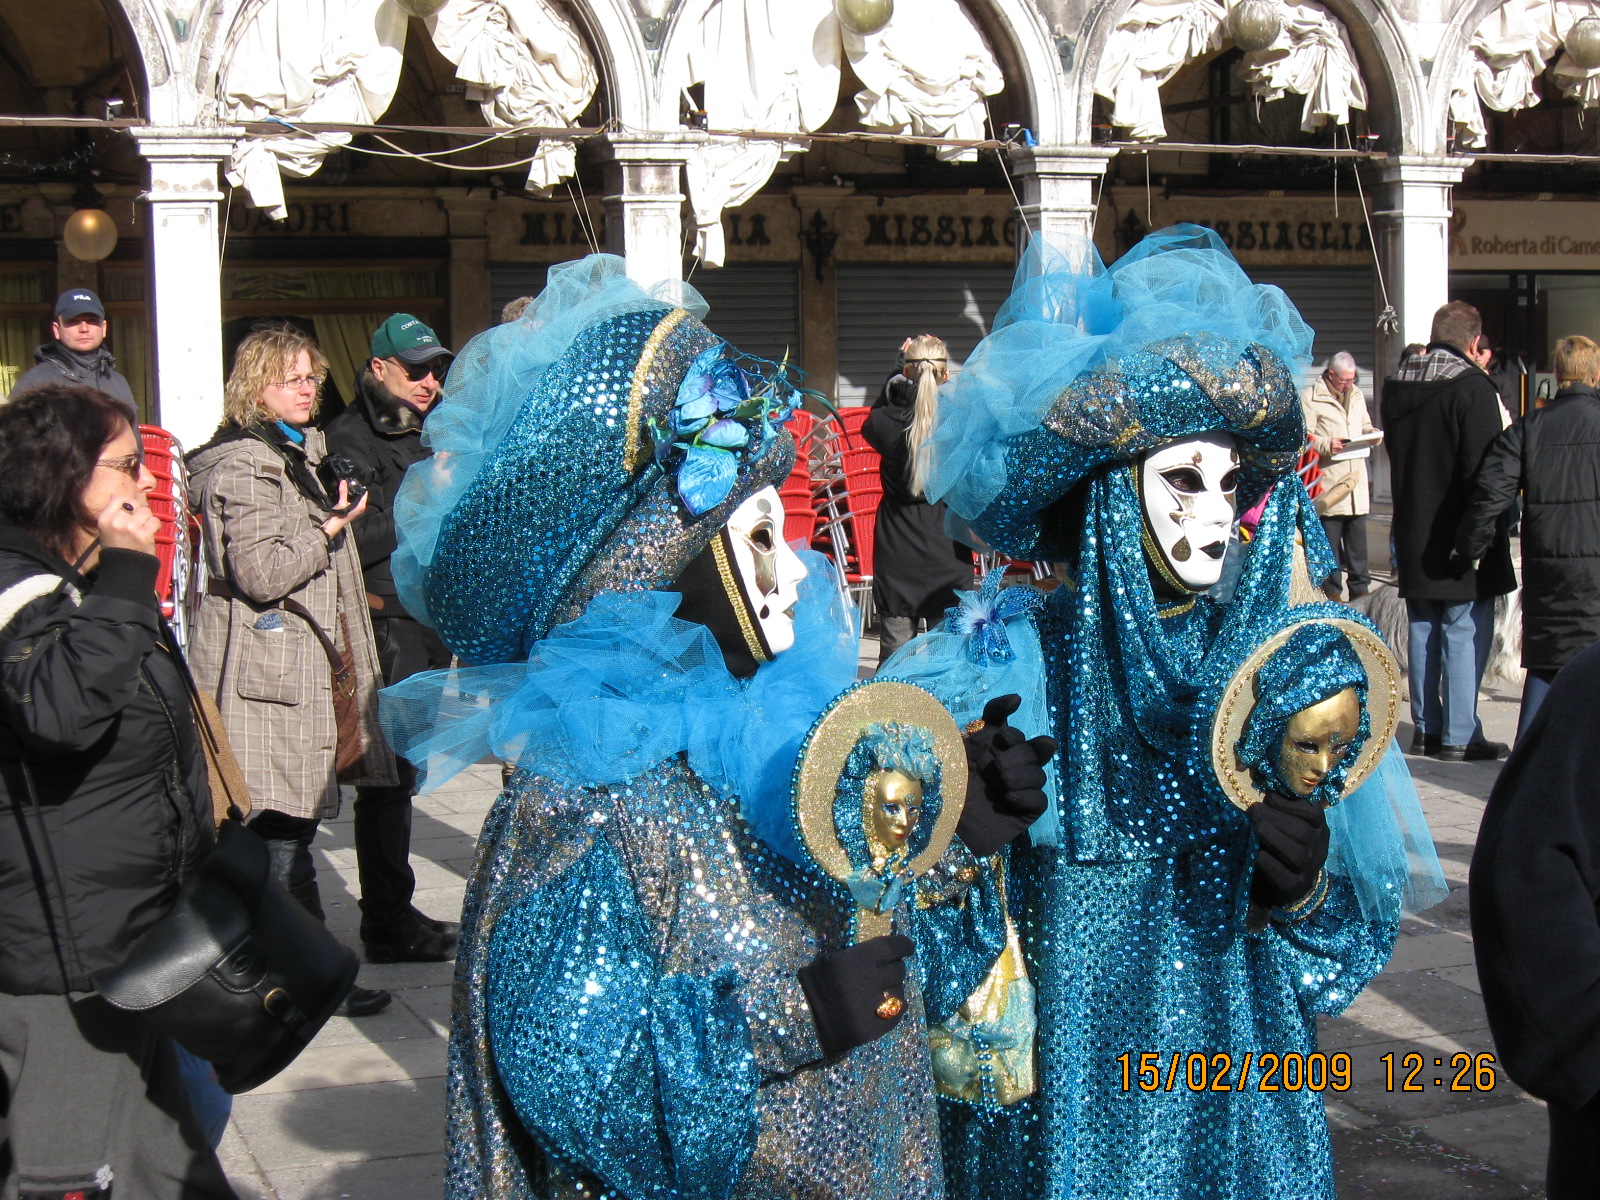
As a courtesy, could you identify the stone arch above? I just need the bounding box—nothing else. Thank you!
[1427,0,1531,154]
[1075,0,1433,154]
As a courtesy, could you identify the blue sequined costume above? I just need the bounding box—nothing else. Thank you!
[898,228,1446,1200]
[380,256,1002,1199]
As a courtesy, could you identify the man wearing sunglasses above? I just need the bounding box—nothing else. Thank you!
[7,288,136,412]
[325,313,458,964]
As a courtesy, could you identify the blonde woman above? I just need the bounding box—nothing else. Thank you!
[863,333,974,666]
[187,325,398,1017]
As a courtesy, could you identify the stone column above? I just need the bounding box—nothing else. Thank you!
[132,129,237,450]
[439,190,493,349]
[1007,146,1117,251]
[1371,158,1468,502]
[790,183,854,407]
[595,137,695,287]
[1373,158,1469,378]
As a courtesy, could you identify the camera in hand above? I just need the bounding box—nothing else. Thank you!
[316,454,371,511]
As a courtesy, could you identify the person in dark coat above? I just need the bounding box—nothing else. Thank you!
[0,383,235,1199]
[1384,301,1515,761]
[323,312,459,963]
[862,334,973,666]
[1457,335,1600,736]
[6,288,136,412]
[1470,637,1600,1197]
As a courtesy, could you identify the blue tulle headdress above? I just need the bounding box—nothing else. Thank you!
[391,253,806,666]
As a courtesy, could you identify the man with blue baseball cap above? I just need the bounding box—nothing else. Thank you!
[324,313,457,966]
[7,288,136,410]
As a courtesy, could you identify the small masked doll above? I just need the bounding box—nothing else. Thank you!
[910,227,1445,1200]
[380,255,1052,1200]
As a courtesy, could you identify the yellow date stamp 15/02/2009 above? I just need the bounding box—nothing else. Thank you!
[1114,1051,1501,1094]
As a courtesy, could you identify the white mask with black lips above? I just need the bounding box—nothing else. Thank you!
[724,486,808,655]
[1137,433,1242,593]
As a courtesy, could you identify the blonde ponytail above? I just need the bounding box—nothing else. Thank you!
[902,334,949,499]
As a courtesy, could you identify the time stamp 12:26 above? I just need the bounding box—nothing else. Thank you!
[1115,1051,1500,1092]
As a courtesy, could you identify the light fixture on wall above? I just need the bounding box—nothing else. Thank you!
[630,0,669,47]
[1228,0,1283,53]
[63,208,119,262]
[835,0,894,37]
[393,0,449,17]
[1566,15,1600,70]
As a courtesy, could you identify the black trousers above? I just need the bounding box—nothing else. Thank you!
[1319,514,1370,596]
[356,614,451,937]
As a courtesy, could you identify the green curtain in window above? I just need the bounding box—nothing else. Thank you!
[99,271,152,423]
[222,268,439,401]
[0,272,48,400]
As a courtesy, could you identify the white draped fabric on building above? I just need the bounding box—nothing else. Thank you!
[221,0,409,220]
[1448,0,1600,149]
[426,0,598,191]
[1093,0,1367,142]
[682,0,1002,266]
[221,0,597,217]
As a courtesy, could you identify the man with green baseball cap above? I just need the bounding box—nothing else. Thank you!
[324,313,456,970]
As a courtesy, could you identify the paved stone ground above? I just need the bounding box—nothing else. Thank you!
[220,575,1547,1198]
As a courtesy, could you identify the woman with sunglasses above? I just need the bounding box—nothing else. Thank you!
[0,383,237,1199]
[187,325,399,1018]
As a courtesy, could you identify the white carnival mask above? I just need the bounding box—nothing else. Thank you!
[725,486,808,655]
[1137,433,1241,593]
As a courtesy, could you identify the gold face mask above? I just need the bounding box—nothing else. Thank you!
[1277,687,1361,799]
[865,768,923,870]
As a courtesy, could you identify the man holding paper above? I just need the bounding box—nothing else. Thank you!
[1302,351,1378,600]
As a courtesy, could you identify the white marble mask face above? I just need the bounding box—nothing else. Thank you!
[725,486,808,655]
[1138,433,1241,592]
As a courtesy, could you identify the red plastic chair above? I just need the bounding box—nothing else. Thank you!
[140,425,201,650]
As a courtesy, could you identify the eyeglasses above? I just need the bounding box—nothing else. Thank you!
[97,453,143,479]
[273,374,326,391]
[390,358,451,383]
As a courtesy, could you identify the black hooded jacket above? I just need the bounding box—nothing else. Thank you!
[1456,383,1600,671]
[1383,343,1516,602]
[1472,639,1600,1109]
[323,367,430,614]
[0,528,214,995]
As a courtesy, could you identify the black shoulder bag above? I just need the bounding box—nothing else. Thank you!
[15,553,358,1094]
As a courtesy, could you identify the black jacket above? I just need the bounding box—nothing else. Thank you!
[8,341,136,412]
[1456,384,1600,671]
[1471,639,1600,1109]
[1383,344,1516,602]
[323,368,430,615]
[0,529,213,995]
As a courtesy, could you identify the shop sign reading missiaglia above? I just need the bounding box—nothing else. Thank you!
[1096,191,1374,267]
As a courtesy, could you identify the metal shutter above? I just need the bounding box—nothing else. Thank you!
[835,264,1016,405]
[488,264,549,325]
[688,264,802,363]
[1248,268,1378,395]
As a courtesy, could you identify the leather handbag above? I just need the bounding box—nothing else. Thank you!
[282,597,365,781]
[92,816,359,1093]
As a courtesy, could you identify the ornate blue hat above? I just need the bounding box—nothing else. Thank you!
[392,255,802,665]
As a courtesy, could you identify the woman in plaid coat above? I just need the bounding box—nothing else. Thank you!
[187,326,397,1013]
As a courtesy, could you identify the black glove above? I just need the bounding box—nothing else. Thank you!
[957,693,1058,858]
[1247,790,1330,910]
[797,934,915,1059]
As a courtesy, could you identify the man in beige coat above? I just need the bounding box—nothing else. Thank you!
[1303,351,1376,600]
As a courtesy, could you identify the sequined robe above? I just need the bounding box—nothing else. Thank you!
[448,754,1005,1200]
[937,596,1397,1200]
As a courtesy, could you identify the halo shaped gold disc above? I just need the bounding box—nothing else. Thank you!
[1211,617,1401,812]
[793,680,968,886]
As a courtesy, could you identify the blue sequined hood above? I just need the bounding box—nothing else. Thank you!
[392,257,796,665]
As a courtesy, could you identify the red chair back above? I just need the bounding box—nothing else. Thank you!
[840,465,883,579]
